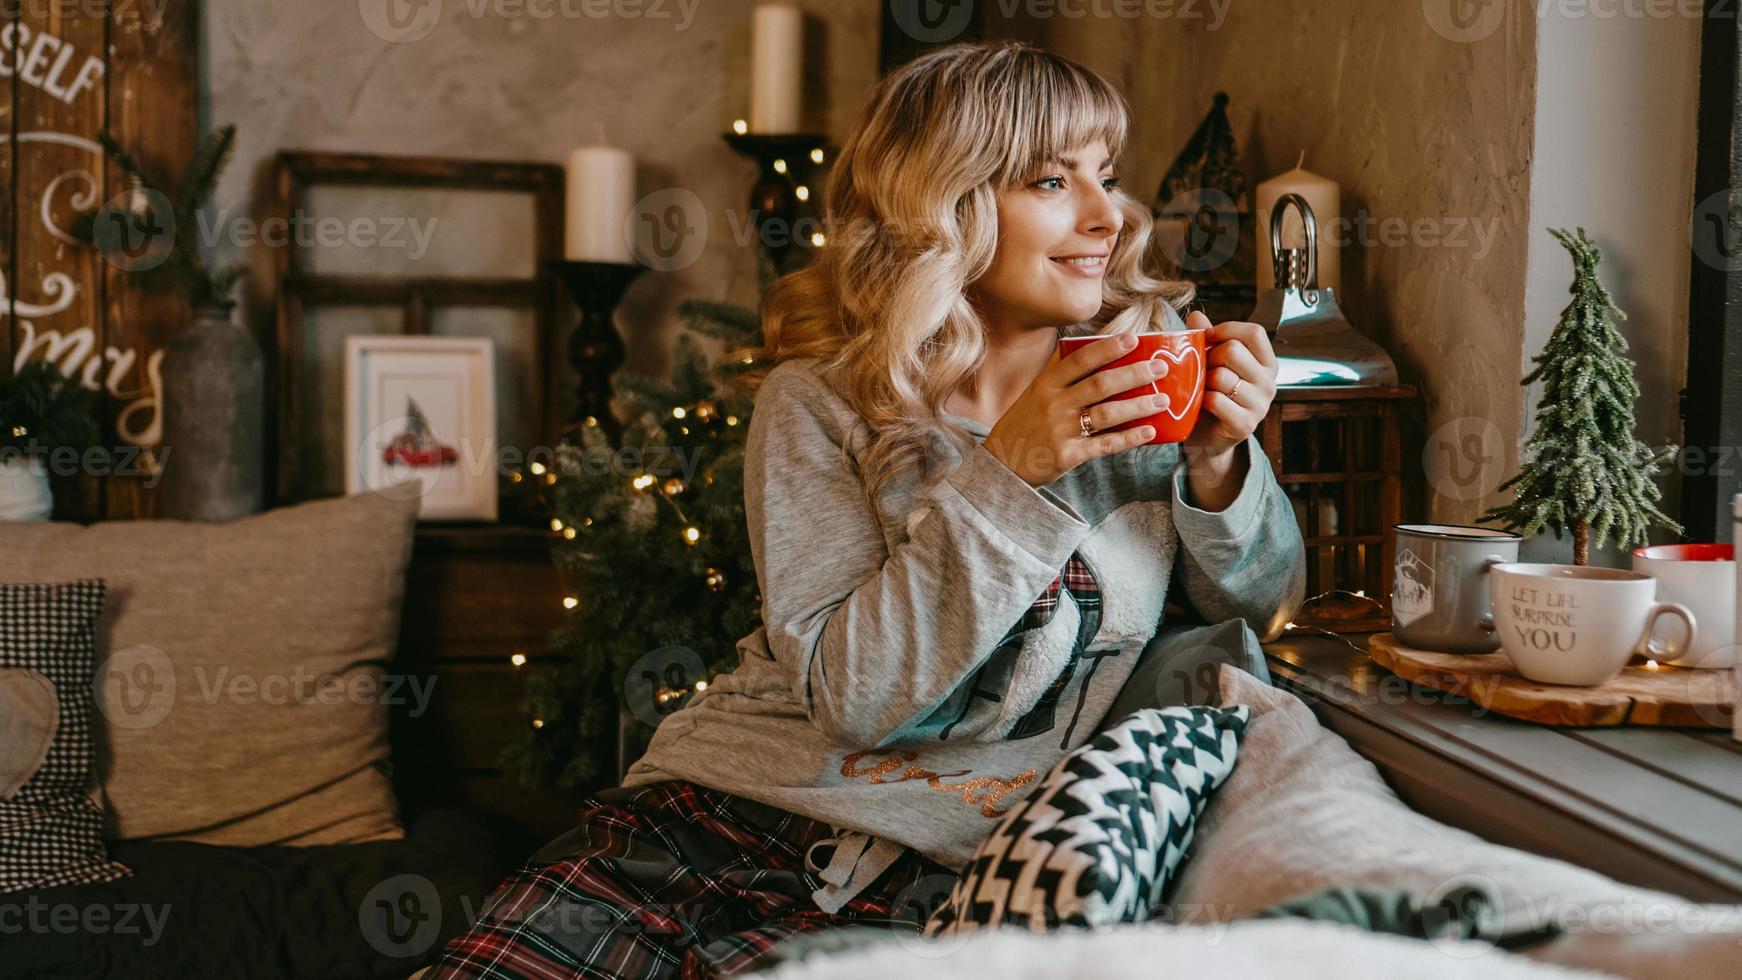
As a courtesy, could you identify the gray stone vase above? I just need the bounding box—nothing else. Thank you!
[158,299,264,521]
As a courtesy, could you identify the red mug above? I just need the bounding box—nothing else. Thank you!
[1057,329,1208,445]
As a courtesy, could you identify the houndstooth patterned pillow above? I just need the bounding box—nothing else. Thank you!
[924,704,1249,935]
[0,579,130,893]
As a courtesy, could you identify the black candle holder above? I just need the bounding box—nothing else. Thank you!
[547,259,644,448]
[723,131,833,273]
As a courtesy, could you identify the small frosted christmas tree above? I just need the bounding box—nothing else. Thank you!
[1479,227,1682,564]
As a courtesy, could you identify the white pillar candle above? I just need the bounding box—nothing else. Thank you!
[565,146,636,264]
[1256,159,1341,294]
[750,4,803,133]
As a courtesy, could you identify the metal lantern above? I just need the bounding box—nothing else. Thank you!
[1248,193,1416,633]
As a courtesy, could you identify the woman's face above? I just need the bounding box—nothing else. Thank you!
[970,140,1122,332]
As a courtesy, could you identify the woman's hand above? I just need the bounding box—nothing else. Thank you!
[1181,311,1279,459]
[983,333,1169,487]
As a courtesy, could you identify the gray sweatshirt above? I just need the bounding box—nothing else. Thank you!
[621,355,1306,912]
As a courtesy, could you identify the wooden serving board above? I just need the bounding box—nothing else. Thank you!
[1368,632,1736,729]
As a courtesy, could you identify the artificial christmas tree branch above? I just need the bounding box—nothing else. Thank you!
[1479,227,1682,563]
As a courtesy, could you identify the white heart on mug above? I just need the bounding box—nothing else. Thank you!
[1147,345,1203,422]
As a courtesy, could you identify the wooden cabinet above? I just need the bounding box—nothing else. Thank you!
[390,524,590,851]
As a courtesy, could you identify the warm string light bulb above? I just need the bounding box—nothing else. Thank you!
[683,526,701,545]
[510,652,527,667]
[732,119,748,135]
[563,596,579,610]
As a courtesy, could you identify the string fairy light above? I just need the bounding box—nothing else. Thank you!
[1278,587,1386,655]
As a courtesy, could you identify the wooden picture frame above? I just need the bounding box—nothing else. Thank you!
[269,151,565,508]
[344,334,497,522]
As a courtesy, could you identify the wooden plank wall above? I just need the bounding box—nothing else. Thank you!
[3,0,196,521]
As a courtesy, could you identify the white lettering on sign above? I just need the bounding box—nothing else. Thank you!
[0,22,105,106]
[1,131,165,468]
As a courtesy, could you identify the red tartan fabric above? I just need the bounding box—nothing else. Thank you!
[1018,553,1098,630]
[424,780,954,980]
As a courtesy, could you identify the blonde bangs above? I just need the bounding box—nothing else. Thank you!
[996,58,1130,190]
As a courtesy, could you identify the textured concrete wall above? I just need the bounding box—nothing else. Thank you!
[201,0,880,437]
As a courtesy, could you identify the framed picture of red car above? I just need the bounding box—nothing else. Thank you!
[343,335,498,521]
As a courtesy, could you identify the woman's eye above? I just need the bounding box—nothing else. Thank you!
[1036,176,1065,190]
[1033,175,1120,191]
[1102,177,1121,191]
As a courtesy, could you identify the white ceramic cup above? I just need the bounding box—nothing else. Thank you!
[1733,495,1741,744]
[1631,544,1736,669]
[1491,562,1697,687]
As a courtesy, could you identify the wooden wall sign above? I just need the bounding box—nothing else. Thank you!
[2,0,198,521]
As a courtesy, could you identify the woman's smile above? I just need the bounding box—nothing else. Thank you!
[1049,252,1108,277]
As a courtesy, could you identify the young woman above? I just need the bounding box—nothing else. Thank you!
[428,40,1305,980]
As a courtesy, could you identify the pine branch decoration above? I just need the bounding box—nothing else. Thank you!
[71,124,245,308]
[499,289,769,790]
[1478,227,1682,563]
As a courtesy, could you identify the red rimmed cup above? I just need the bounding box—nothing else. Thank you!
[1056,329,1208,445]
[1630,543,1735,669]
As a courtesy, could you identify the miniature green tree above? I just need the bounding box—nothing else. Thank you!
[1479,227,1682,563]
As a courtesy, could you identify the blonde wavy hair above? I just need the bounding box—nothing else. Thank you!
[731,39,1194,504]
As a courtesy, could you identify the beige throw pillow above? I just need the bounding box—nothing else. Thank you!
[0,491,419,846]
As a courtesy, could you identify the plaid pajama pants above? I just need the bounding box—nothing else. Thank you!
[423,780,955,979]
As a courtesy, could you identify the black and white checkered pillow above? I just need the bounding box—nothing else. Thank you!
[924,704,1249,935]
[0,579,130,893]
